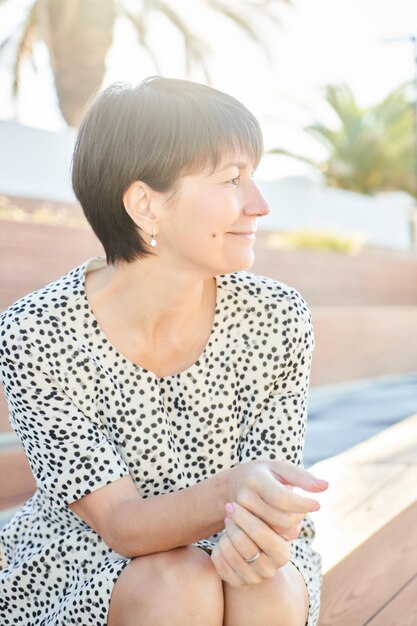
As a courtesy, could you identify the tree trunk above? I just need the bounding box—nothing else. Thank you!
[37,0,115,127]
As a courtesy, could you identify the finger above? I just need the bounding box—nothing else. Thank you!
[237,487,308,530]
[211,541,247,587]
[224,516,263,564]
[269,460,329,493]
[243,464,322,513]
[225,502,291,569]
[277,521,303,542]
[218,527,264,585]
[224,502,302,544]
[248,470,321,515]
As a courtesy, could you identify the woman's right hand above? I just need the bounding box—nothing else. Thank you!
[226,460,329,541]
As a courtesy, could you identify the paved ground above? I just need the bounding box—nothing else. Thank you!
[304,371,417,468]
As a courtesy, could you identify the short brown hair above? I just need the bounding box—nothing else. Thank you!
[71,76,264,265]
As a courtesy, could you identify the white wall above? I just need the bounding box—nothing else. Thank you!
[0,120,75,202]
[257,176,415,250]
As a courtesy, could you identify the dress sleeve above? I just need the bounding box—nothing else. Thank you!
[237,303,322,626]
[0,316,130,508]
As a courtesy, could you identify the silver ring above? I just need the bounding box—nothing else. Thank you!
[244,549,262,564]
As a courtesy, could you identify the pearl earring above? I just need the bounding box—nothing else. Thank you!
[150,225,158,247]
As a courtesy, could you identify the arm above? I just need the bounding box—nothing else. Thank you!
[73,452,326,559]
[69,468,229,557]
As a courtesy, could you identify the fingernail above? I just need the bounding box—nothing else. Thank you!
[225,502,234,515]
[311,502,321,511]
[314,478,329,485]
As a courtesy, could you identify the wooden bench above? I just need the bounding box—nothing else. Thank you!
[310,412,417,625]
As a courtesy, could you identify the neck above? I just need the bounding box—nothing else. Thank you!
[87,258,216,345]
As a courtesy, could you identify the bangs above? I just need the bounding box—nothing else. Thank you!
[176,102,264,177]
[137,77,264,185]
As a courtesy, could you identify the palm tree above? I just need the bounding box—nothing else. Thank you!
[0,0,293,127]
[269,81,416,198]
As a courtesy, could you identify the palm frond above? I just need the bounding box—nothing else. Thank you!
[0,31,15,52]
[323,84,363,136]
[235,0,294,27]
[206,0,286,65]
[304,123,341,151]
[0,0,37,52]
[145,0,212,79]
[12,1,38,98]
[122,8,163,75]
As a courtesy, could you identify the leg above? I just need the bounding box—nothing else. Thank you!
[223,561,309,626]
[107,545,224,626]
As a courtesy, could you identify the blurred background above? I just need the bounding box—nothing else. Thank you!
[0,0,416,517]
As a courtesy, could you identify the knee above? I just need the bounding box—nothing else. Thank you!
[148,545,223,607]
[129,545,223,609]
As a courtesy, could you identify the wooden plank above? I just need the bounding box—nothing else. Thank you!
[317,500,417,625]
[365,574,417,626]
[308,462,405,526]
[308,413,417,625]
[311,414,417,570]
[312,463,417,571]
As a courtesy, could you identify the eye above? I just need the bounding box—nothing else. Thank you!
[229,175,240,186]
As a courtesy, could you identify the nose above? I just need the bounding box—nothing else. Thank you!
[242,181,270,217]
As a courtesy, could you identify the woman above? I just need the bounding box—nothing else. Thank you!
[0,76,328,626]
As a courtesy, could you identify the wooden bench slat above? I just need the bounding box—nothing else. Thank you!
[308,462,405,527]
[309,413,417,625]
[318,500,417,625]
[366,572,417,626]
[312,463,417,570]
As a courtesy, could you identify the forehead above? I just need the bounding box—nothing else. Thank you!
[199,151,255,177]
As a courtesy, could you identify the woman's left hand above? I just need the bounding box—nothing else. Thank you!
[210,501,299,587]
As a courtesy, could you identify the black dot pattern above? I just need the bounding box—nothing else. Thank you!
[0,255,322,626]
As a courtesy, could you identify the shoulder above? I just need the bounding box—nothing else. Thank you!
[219,269,312,323]
[219,270,314,357]
[0,259,88,342]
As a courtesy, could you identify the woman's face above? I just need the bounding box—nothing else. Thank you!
[159,151,270,275]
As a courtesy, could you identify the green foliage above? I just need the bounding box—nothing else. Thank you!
[269,81,417,199]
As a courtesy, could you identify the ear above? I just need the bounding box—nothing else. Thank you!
[122,181,158,231]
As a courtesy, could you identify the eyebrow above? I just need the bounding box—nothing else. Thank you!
[218,161,252,172]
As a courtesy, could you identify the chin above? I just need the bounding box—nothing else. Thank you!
[226,255,256,274]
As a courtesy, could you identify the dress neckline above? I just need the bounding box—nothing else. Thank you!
[80,255,225,382]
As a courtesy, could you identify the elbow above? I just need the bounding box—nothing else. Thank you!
[104,500,145,558]
[104,523,129,557]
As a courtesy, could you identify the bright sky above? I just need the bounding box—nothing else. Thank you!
[1,0,416,179]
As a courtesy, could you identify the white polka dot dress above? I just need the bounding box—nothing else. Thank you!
[0,255,322,626]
